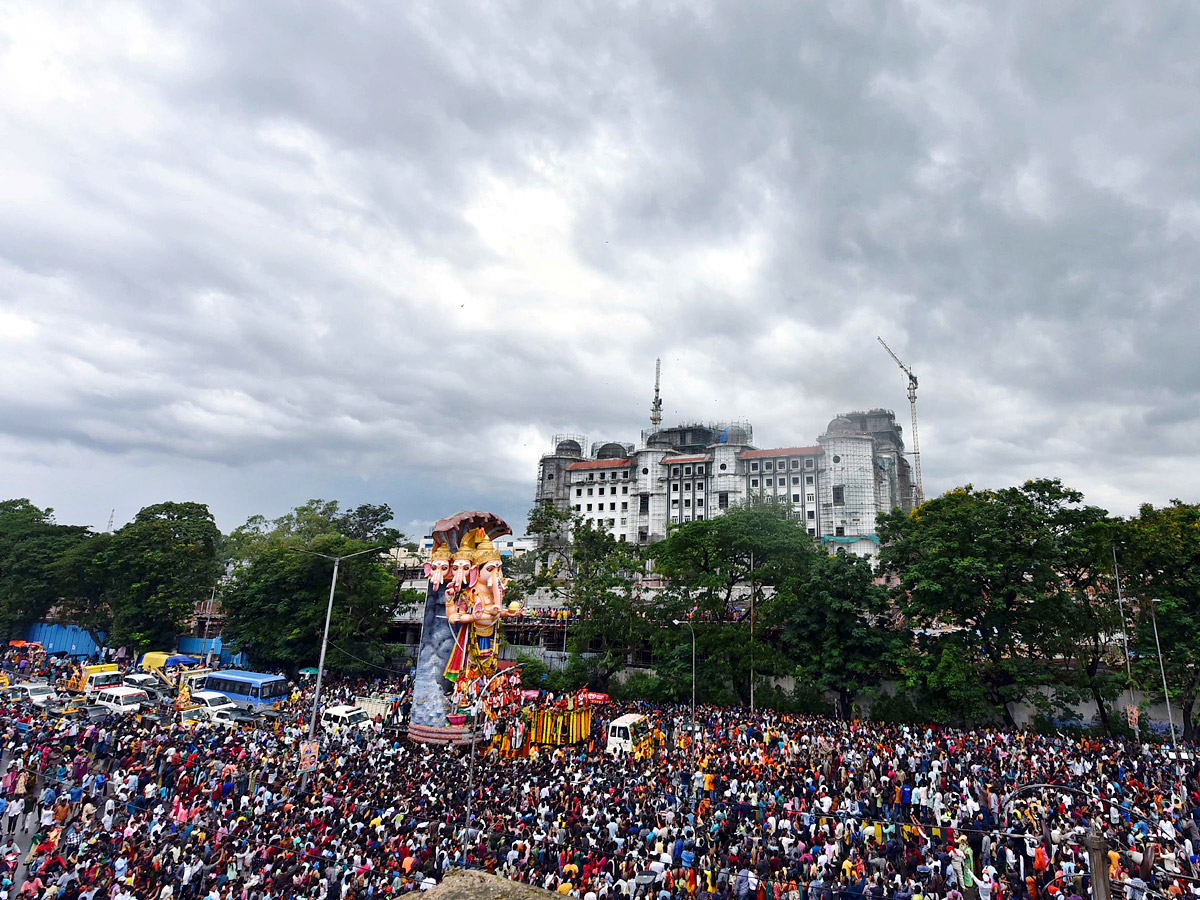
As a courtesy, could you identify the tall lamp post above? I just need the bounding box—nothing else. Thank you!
[465,662,526,836]
[1150,598,1178,747]
[672,619,696,748]
[290,546,384,740]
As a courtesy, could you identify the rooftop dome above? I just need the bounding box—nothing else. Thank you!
[596,442,627,460]
[554,439,583,457]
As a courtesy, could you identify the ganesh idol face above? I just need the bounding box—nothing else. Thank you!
[450,558,472,589]
[425,559,450,589]
[479,558,503,587]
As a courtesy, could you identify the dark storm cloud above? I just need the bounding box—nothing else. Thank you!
[0,0,1197,535]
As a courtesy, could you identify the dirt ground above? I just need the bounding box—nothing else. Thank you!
[426,869,559,900]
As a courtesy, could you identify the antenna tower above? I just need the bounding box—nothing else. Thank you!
[877,336,924,505]
[650,358,663,429]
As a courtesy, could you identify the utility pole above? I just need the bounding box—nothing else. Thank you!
[1111,546,1138,738]
[1085,823,1110,900]
[877,336,924,505]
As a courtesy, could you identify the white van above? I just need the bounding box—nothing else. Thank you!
[96,687,149,715]
[321,704,370,734]
[606,713,650,756]
[189,690,236,718]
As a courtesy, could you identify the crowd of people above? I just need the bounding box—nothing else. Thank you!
[0,661,1196,900]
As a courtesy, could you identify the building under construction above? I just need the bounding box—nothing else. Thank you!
[535,408,914,558]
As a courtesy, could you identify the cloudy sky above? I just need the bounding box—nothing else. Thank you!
[2,1,1197,539]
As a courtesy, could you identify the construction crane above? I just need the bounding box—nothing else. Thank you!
[650,357,663,429]
[877,336,924,506]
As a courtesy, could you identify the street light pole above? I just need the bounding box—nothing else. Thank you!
[1150,598,1178,747]
[290,546,384,740]
[672,619,696,748]
[465,662,526,839]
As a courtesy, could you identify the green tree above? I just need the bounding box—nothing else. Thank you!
[0,499,93,640]
[221,533,401,673]
[52,531,116,651]
[651,503,817,706]
[767,549,901,719]
[878,478,1108,725]
[512,504,648,690]
[102,502,222,653]
[1118,501,1200,740]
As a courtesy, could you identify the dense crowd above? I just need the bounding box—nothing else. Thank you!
[0,662,1197,900]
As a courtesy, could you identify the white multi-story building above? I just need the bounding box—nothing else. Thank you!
[535,410,914,558]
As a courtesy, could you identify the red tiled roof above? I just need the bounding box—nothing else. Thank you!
[740,446,822,459]
[662,456,710,464]
[566,458,632,470]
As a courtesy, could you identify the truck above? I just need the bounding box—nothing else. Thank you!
[354,694,405,731]
[62,664,123,699]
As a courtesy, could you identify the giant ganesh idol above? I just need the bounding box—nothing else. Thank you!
[408,511,523,744]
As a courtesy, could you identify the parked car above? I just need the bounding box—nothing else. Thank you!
[48,702,109,722]
[320,705,370,734]
[208,708,259,729]
[6,682,59,708]
[95,686,150,716]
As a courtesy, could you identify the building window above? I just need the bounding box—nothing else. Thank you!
[807,510,815,519]
[586,504,592,511]
[833,486,845,505]
[791,460,800,469]
[684,499,691,507]
[718,493,729,509]
[750,462,759,472]
[777,459,785,468]
[597,487,604,495]
[672,467,680,476]
[610,503,616,510]
[620,518,627,525]
[621,502,628,511]
[546,472,554,480]
[619,534,627,541]
[764,461,772,471]
[807,493,815,502]
[641,467,649,474]
[792,494,800,502]
[806,475,814,484]
[588,473,594,480]
[587,488,593,496]
[696,483,704,492]
[684,466,692,475]
[806,459,814,469]
[791,476,799,485]
[832,455,841,464]
[623,471,629,478]
[622,486,628,494]
[835,526,845,536]
[696,514,704,520]
[697,497,705,506]
[640,496,649,514]
[599,472,605,480]
[696,465,704,474]
[574,504,581,511]
[672,499,679,507]
[684,482,691,491]
[751,479,759,488]
[719,463,727,471]
[575,489,582,496]
[808,527,816,535]
[672,483,679,492]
